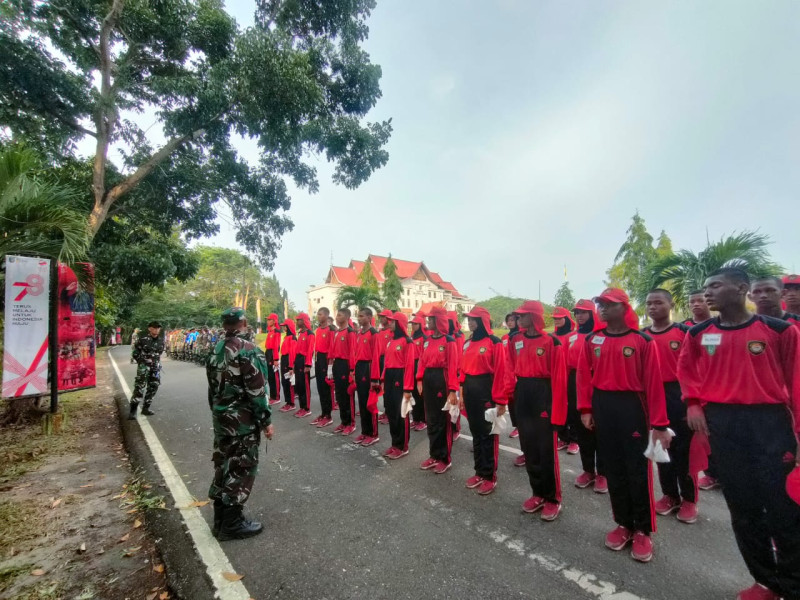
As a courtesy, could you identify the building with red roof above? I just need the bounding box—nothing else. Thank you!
[307,254,474,318]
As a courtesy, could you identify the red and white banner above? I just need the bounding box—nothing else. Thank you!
[56,264,96,392]
[3,255,51,398]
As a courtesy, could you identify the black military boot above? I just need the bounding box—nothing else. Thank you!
[216,505,263,541]
[128,400,139,420]
[212,500,224,538]
[141,403,155,416]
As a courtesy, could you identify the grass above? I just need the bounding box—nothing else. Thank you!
[15,581,66,600]
[0,499,44,555]
[120,469,167,512]
[0,563,34,593]
[0,419,76,485]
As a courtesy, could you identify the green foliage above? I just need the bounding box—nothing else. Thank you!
[1,0,391,269]
[357,257,380,293]
[644,231,782,312]
[476,296,555,330]
[606,212,656,302]
[553,282,576,310]
[336,285,383,313]
[381,254,402,310]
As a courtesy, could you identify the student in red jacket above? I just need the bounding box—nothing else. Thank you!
[784,274,800,315]
[375,309,395,425]
[460,307,508,495]
[505,301,567,521]
[372,312,415,459]
[416,306,459,474]
[328,308,356,431]
[279,319,297,412]
[751,276,800,328]
[448,310,465,440]
[312,307,335,426]
[502,313,522,446]
[553,307,577,454]
[679,268,800,600]
[353,308,379,445]
[264,313,282,405]
[291,313,315,418]
[643,289,697,524]
[570,300,608,493]
[410,314,428,430]
[577,288,670,563]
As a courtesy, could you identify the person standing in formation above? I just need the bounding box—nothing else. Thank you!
[460,307,507,495]
[279,319,297,412]
[128,321,165,420]
[577,288,671,563]
[376,309,395,425]
[206,307,273,541]
[409,314,428,431]
[502,313,522,448]
[265,313,282,406]
[448,311,466,441]
[569,300,608,494]
[291,313,315,418]
[417,306,459,474]
[506,301,567,521]
[643,289,698,524]
[329,308,356,432]
[750,276,800,328]
[372,312,415,459]
[784,274,800,315]
[678,268,800,600]
[312,308,335,426]
[354,308,379,445]
[552,307,577,454]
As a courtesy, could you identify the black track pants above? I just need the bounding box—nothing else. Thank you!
[384,368,410,450]
[355,361,377,437]
[315,352,332,417]
[657,381,697,503]
[333,359,354,426]
[516,377,560,503]
[463,374,498,481]
[423,368,451,463]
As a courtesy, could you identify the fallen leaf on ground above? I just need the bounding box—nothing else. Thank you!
[80,484,94,488]
[77,468,87,473]
[51,498,62,508]
[31,569,46,576]
[126,509,138,514]
[146,593,157,600]
[111,492,126,500]
[119,533,130,543]
[183,500,209,508]
[222,572,244,582]
[77,542,86,553]
[159,592,170,600]
[133,519,142,528]
[123,546,141,556]
[153,564,164,573]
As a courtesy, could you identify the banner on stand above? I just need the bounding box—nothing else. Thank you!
[2,255,51,398]
[56,264,96,392]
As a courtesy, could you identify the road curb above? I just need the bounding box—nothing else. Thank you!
[108,351,220,600]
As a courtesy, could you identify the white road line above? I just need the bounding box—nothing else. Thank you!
[457,431,521,455]
[109,352,251,600]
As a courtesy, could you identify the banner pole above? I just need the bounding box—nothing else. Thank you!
[48,260,58,414]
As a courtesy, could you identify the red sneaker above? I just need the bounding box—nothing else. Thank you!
[414,422,427,431]
[310,414,322,425]
[698,474,720,490]
[317,416,333,428]
[391,448,409,459]
[465,475,484,489]
[631,531,653,563]
[575,471,596,488]
[420,457,438,470]
[605,526,633,551]
[378,413,389,424]
[541,502,562,521]
[279,403,296,412]
[452,431,460,442]
[556,439,568,451]
[384,447,399,458]
[341,424,356,436]
[295,408,311,418]
[509,427,519,438]
[433,461,451,474]
[333,423,345,434]
[353,434,366,445]
[514,454,526,467]
[476,479,497,495]
[332,401,339,411]
[594,475,608,494]
[736,583,782,600]
[362,436,380,447]
[522,496,545,513]
[677,501,698,524]
[654,495,680,516]
[269,398,281,405]
[567,442,579,455]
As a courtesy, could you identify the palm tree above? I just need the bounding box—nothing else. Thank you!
[336,285,383,313]
[644,231,782,312]
[0,146,91,264]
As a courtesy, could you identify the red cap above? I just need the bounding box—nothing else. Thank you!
[428,306,450,335]
[411,314,426,326]
[552,307,571,319]
[573,299,595,311]
[593,288,631,304]
[513,300,546,332]
[784,274,800,285]
[378,309,394,318]
[267,313,279,322]
[787,465,800,506]
[367,389,380,414]
[389,311,409,331]
[464,306,493,335]
[295,312,312,331]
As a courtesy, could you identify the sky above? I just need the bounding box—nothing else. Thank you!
[139,1,800,306]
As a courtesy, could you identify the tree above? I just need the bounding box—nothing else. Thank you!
[336,285,382,314]
[553,282,576,310]
[606,212,657,300]
[1,0,392,269]
[476,296,555,331]
[655,230,673,259]
[357,257,380,293]
[381,255,402,310]
[645,231,782,312]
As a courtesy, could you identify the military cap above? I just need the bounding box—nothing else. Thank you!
[221,307,246,322]
[148,320,162,328]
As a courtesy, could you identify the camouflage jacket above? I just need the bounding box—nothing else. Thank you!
[206,331,271,436]
[132,335,164,366]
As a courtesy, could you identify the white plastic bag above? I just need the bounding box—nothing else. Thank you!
[327,364,334,379]
[442,401,460,424]
[401,395,415,418]
[644,428,675,463]
[484,407,510,435]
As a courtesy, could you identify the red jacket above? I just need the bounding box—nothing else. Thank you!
[460,335,509,404]
[642,323,688,382]
[416,335,459,391]
[376,328,393,358]
[372,334,416,391]
[280,320,296,365]
[353,327,378,363]
[577,328,668,428]
[329,326,356,369]
[265,326,281,362]
[315,324,334,356]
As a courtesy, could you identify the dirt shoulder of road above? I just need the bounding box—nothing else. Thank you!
[0,349,171,600]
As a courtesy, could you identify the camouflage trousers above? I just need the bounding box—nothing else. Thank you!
[132,363,161,404]
[209,431,261,507]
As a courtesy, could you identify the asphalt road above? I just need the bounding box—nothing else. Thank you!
[111,347,751,600]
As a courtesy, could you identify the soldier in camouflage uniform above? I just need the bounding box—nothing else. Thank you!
[206,307,274,541]
[128,321,165,419]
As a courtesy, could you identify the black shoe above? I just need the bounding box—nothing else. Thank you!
[217,505,263,541]
[212,500,224,538]
[141,406,155,416]
[128,401,139,420]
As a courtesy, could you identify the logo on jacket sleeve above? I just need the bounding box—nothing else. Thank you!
[748,340,766,355]
[622,346,635,357]
[669,340,681,351]
[536,347,545,356]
